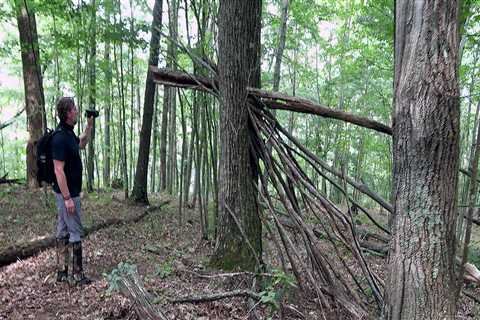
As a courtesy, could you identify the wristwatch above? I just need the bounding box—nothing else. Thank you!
[63,194,71,201]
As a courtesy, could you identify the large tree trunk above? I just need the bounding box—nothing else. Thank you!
[383,1,461,319]
[131,0,163,204]
[211,0,262,271]
[15,0,46,189]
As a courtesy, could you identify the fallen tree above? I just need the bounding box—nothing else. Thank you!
[0,201,169,267]
[150,67,393,135]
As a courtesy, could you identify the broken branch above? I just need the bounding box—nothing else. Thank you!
[170,290,261,304]
[149,67,392,136]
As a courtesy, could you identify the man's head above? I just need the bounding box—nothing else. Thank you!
[56,97,78,126]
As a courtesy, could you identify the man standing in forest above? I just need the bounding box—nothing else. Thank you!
[52,97,94,285]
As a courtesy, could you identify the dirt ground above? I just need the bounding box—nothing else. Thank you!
[0,184,479,319]
[0,185,296,319]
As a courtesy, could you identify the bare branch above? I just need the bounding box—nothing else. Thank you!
[170,289,261,304]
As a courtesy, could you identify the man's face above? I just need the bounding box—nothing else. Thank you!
[66,104,78,126]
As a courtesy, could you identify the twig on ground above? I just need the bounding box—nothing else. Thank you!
[184,270,273,279]
[170,289,261,304]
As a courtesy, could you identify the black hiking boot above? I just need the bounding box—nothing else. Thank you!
[69,241,92,286]
[55,236,70,282]
[56,270,68,282]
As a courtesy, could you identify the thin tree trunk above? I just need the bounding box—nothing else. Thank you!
[103,15,112,188]
[159,86,169,192]
[272,0,289,93]
[206,100,218,237]
[167,0,179,195]
[118,0,128,199]
[457,101,480,240]
[150,89,159,193]
[193,92,205,236]
[178,92,188,225]
[184,103,195,204]
[86,0,97,193]
[129,0,135,188]
[201,101,210,237]
[52,14,60,102]
[131,0,163,203]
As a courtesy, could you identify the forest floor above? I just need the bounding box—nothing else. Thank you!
[0,184,479,320]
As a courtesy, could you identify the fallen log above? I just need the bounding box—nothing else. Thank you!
[356,225,390,243]
[0,201,170,267]
[0,173,22,185]
[149,66,393,136]
[359,240,388,256]
[116,265,168,320]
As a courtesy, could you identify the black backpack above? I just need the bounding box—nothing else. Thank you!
[36,128,60,185]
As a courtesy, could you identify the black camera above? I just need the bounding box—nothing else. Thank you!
[85,109,99,118]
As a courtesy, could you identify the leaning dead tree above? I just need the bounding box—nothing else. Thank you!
[150,67,392,136]
[151,67,392,318]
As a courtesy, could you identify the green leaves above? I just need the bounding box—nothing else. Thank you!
[258,268,296,313]
[104,262,138,295]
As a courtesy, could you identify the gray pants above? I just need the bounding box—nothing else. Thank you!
[54,193,83,243]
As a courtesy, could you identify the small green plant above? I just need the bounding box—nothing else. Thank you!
[154,259,174,279]
[258,268,296,314]
[13,215,24,225]
[104,262,137,295]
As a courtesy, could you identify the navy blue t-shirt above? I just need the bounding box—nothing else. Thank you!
[51,122,83,197]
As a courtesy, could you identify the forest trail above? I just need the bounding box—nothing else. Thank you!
[0,185,280,320]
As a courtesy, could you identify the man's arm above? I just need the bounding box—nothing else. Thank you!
[53,159,75,214]
[79,117,94,149]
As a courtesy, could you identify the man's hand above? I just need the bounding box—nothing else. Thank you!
[65,198,75,215]
[79,117,94,149]
[87,115,94,127]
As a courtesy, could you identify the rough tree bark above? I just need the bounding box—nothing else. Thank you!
[383,1,461,319]
[131,0,163,204]
[211,0,262,271]
[14,0,46,189]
